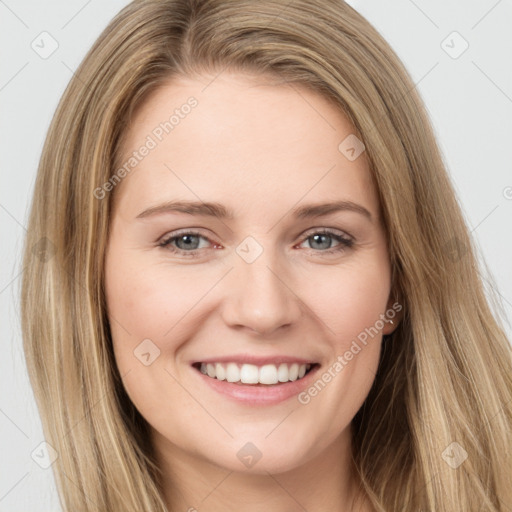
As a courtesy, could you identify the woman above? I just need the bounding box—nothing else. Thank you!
[21,0,512,510]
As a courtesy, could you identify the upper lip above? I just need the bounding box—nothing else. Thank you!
[191,355,318,366]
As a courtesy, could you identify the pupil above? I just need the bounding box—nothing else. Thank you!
[311,234,331,250]
[177,235,199,250]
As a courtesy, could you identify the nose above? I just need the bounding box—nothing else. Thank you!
[220,248,303,336]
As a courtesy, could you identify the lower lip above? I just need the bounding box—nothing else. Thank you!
[192,365,320,406]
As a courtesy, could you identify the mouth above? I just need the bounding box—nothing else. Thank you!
[191,361,319,386]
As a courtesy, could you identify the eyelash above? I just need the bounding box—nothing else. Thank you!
[158,228,354,258]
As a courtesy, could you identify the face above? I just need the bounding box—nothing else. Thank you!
[104,71,397,476]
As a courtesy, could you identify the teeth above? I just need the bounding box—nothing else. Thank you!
[289,363,299,381]
[198,362,312,385]
[277,363,289,383]
[226,362,240,383]
[260,364,278,385]
[240,364,259,384]
[206,363,216,378]
[215,363,226,381]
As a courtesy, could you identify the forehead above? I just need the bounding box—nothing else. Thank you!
[113,71,378,220]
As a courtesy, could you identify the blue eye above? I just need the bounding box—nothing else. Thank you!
[159,230,210,257]
[158,228,353,258]
[300,230,353,254]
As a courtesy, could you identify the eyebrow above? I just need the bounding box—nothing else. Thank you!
[136,199,372,222]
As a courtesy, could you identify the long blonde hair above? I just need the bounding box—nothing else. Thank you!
[21,0,512,510]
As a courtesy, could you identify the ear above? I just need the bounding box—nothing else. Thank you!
[381,294,404,336]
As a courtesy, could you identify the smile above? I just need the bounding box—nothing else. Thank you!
[194,361,315,385]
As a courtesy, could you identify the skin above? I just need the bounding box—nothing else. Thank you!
[104,71,400,511]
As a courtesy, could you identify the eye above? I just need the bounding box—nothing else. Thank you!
[158,228,353,258]
[297,229,353,255]
[158,230,214,258]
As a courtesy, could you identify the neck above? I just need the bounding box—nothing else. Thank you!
[152,426,373,512]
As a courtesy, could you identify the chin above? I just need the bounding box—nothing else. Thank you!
[204,435,316,476]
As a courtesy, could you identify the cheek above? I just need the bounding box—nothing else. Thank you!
[293,256,390,414]
[308,258,391,343]
[105,252,209,348]
[104,252,205,433]
[104,249,180,385]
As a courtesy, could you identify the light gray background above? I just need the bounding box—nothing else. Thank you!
[1,1,511,510]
